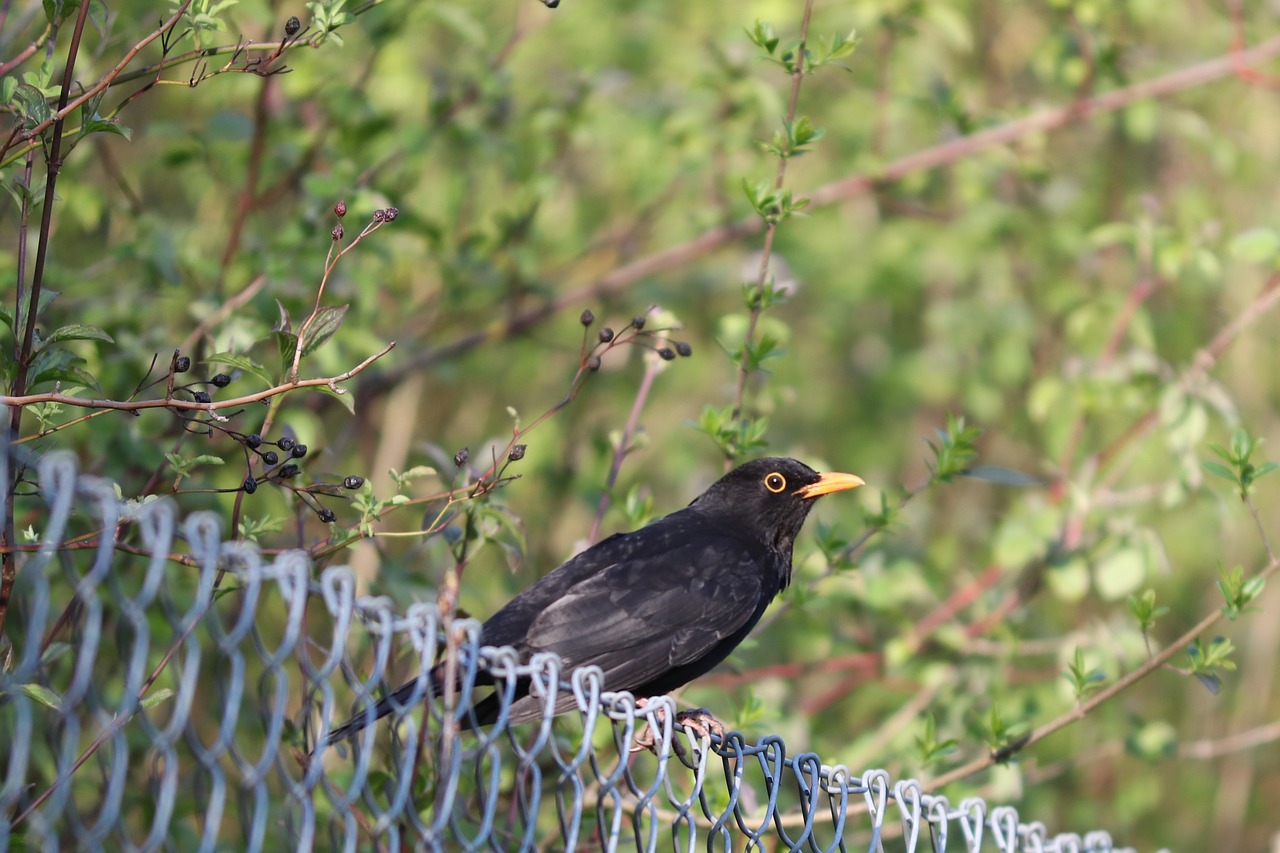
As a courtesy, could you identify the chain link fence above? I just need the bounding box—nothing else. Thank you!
[0,451,1141,851]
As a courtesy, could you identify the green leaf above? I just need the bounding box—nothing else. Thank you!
[16,288,60,335]
[43,0,79,24]
[1252,461,1279,479]
[313,381,356,415]
[274,330,300,373]
[80,114,132,140]
[12,82,53,130]
[479,504,526,556]
[28,351,98,390]
[205,352,276,388]
[299,304,349,357]
[140,688,175,710]
[1202,461,1236,482]
[1228,227,1280,264]
[42,324,114,347]
[747,20,779,54]
[22,683,63,710]
[40,642,72,665]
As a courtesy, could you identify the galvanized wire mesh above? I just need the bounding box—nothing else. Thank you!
[0,451,1139,852]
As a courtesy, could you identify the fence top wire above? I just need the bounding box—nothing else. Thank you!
[0,452,1153,852]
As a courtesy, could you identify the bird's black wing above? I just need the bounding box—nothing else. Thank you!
[521,524,771,692]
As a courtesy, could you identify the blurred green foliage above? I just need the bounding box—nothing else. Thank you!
[4,0,1280,848]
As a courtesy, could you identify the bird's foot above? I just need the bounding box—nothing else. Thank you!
[673,707,725,741]
[631,699,725,761]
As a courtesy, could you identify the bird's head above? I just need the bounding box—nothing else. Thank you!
[690,457,864,577]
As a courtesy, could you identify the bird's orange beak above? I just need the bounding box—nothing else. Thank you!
[795,471,865,499]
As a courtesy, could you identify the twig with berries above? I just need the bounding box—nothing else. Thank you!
[287,202,398,383]
[305,308,691,559]
[454,308,694,505]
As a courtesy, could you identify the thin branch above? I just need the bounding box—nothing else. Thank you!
[0,342,396,413]
[1181,719,1280,760]
[0,1,194,164]
[586,356,662,545]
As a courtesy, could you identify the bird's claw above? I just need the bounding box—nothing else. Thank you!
[631,699,725,761]
[672,707,725,741]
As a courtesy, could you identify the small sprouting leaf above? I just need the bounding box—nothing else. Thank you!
[140,688,175,710]
[1253,461,1280,480]
[40,642,71,665]
[1202,460,1236,482]
[747,19,779,54]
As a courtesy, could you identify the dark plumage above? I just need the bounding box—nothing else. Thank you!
[322,457,863,745]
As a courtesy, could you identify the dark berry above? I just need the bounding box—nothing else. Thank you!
[334,200,347,218]
[675,341,693,357]
[454,447,469,467]
[657,347,676,361]
[598,327,614,343]
[343,475,365,490]
[631,315,646,330]
[193,391,211,404]
[174,356,191,373]
[291,443,307,459]
[279,464,299,479]
[332,223,344,241]
[318,508,336,523]
[586,356,602,372]
[210,373,231,388]
[243,476,257,494]
[277,437,295,452]
[579,309,595,326]
[262,450,280,466]
[245,433,263,448]
[508,444,526,462]
[284,15,301,35]
[384,207,398,222]
[372,209,386,222]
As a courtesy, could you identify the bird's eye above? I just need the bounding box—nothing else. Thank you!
[764,472,787,493]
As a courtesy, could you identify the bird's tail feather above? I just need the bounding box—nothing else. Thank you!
[321,666,442,747]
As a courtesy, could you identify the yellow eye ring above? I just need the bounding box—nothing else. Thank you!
[764,472,787,493]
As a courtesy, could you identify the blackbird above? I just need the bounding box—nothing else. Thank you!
[322,457,863,745]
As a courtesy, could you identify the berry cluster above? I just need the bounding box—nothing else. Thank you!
[577,308,693,372]
[230,429,365,524]
[167,350,367,524]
